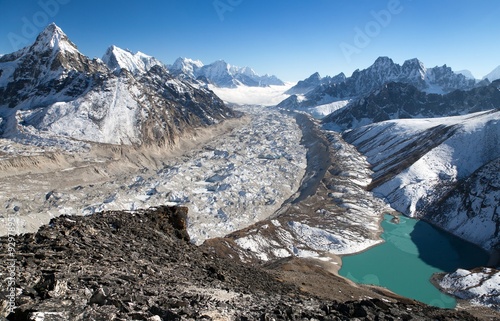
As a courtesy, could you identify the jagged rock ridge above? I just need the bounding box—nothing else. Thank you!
[285,72,346,95]
[323,79,500,131]
[102,45,164,75]
[278,56,477,113]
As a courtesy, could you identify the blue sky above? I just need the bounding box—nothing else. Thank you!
[1,0,500,81]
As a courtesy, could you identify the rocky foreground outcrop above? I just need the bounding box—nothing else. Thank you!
[0,206,484,320]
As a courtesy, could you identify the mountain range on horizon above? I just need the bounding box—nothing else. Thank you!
[2,23,500,149]
[277,56,500,117]
[101,46,285,89]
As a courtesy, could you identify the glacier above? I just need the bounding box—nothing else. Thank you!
[0,106,307,246]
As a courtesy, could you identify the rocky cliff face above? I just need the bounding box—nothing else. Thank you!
[323,80,500,131]
[425,158,500,251]
[0,23,235,147]
[0,206,482,321]
[0,24,107,110]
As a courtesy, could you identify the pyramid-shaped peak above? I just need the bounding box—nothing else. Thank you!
[42,22,64,35]
[172,57,204,68]
[212,60,230,67]
[32,23,79,54]
[372,56,395,67]
[306,72,322,81]
[403,57,424,65]
[102,44,163,74]
[402,58,426,71]
[239,66,256,76]
[103,45,131,57]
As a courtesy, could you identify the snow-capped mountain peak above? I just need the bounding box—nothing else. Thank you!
[169,57,204,78]
[371,56,395,68]
[102,45,163,74]
[402,58,426,78]
[455,69,475,80]
[483,65,500,82]
[31,23,79,55]
[279,56,477,113]
[168,58,284,88]
[0,23,234,146]
[205,59,231,75]
[239,66,257,77]
[0,23,109,110]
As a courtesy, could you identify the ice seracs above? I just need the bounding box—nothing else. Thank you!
[0,107,308,247]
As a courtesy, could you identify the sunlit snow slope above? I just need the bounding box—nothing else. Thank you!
[344,109,500,250]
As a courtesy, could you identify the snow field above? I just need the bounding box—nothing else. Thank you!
[348,110,500,215]
[209,84,294,106]
[440,268,500,310]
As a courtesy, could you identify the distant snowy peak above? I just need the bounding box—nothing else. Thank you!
[169,57,204,79]
[455,69,476,80]
[199,60,285,88]
[198,60,235,87]
[350,56,472,94]
[102,45,163,75]
[483,65,500,82]
[285,72,346,95]
[169,58,284,88]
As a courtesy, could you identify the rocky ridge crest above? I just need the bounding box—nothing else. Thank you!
[0,206,483,321]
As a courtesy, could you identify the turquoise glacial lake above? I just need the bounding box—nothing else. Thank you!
[339,214,489,308]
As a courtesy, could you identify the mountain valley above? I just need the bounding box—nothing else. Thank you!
[1,23,499,320]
